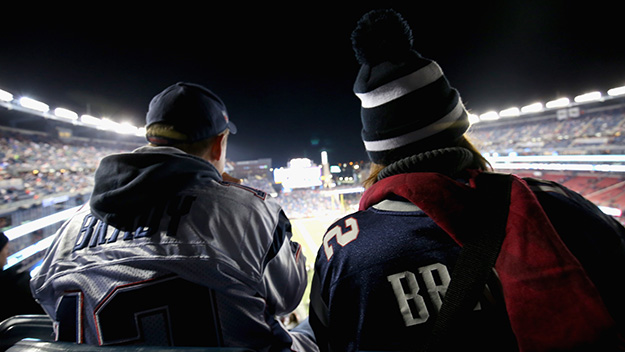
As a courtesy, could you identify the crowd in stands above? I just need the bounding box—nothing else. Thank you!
[466,108,625,224]
[468,108,625,155]
[0,129,136,208]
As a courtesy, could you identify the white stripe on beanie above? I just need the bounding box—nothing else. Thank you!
[355,61,443,108]
[363,99,466,152]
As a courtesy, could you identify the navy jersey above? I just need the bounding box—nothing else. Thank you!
[309,173,625,351]
[309,198,514,351]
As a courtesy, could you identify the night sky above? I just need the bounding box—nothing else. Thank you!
[0,2,623,167]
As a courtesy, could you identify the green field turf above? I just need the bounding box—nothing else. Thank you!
[288,214,344,322]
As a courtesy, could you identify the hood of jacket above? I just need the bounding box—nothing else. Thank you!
[89,146,222,231]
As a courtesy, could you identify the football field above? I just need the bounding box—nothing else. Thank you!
[289,214,344,321]
[290,215,339,266]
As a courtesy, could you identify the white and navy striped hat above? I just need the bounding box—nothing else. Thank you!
[352,9,470,165]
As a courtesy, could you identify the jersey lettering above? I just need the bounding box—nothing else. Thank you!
[73,195,196,252]
[387,271,429,326]
[418,263,450,311]
[323,217,360,260]
[387,263,484,327]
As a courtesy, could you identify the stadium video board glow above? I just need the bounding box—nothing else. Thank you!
[273,164,322,189]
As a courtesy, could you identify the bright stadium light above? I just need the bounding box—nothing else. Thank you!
[0,89,13,102]
[574,91,602,103]
[468,113,480,124]
[479,111,499,121]
[19,97,49,113]
[54,107,78,120]
[545,97,570,109]
[136,127,146,137]
[116,121,139,134]
[100,118,123,132]
[607,86,625,96]
[80,114,103,126]
[521,102,543,113]
[499,107,520,117]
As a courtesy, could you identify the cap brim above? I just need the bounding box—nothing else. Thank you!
[228,121,237,134]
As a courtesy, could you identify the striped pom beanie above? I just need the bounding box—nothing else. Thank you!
[352,9,470,165]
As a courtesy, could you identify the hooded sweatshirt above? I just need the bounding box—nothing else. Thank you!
[30,146,315,352]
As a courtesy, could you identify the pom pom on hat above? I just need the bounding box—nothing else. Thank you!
[351,9,470,165]
[351,9,414,65]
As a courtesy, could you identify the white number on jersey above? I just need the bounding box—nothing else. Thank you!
[323,217,360,260]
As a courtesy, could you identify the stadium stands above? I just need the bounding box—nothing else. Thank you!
[466,95,625,224]
[0,86,622,278]
[468,100,625,156]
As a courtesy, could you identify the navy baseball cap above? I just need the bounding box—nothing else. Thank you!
[145,82,237,145]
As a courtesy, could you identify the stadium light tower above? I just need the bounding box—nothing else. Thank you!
[608,86,625,96]
[80,114,103,126]
[521,102,543,114]
[117,121,139,135]
[499,107,520,118]
[574,91,602,103]
[0,89,13,102]
[479,111,499,121]
[54,107,78,120]
[468,114,480,124]
[321,150,333,188]
[545,97,570,109]
[19,97,49,113]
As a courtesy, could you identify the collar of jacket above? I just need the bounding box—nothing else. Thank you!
[377,147,474,181]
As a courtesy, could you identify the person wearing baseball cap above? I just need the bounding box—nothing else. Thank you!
[144,82,240,183]
[308,9,625,352]
[31,82,317,351]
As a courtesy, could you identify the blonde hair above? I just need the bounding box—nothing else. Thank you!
[362,136,491,189]
[146,123,229,158]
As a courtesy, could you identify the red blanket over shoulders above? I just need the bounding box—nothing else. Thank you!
[359,171,617,351]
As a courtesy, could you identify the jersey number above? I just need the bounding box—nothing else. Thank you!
[323,217,359,260]
[56,276,222,346]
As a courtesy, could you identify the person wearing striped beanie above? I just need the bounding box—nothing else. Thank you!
[351,9,490,185]
[308,8,625,352]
